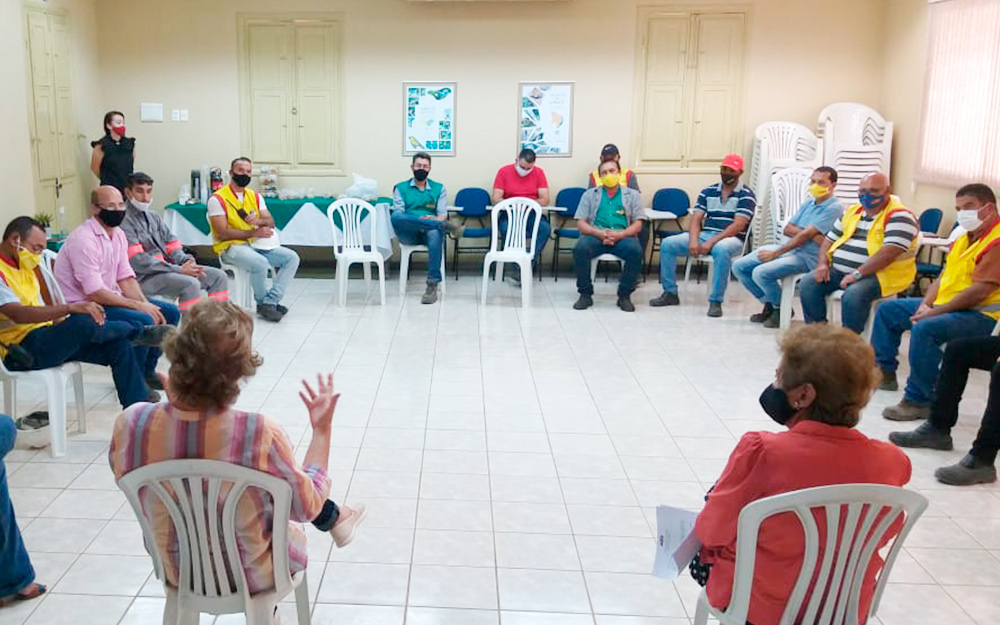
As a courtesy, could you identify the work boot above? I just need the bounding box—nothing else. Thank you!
[935,454,998,486]
[573,294,593,310]
[133,325,174,348]
[762,308,781,328]
[707,302,723,318]
[882,399,931,421]
[649,292,680,307]
[888,422,954,450]
[275,304,289,317]
[421,283,439,305]
[879,369,899,391]
[257,303,283,322]
[617,295,635,312]
[750,303,773,323]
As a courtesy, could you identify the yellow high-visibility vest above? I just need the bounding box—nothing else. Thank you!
[210,186,262,255]
[827,196,918,296]
[934,220,1000,320]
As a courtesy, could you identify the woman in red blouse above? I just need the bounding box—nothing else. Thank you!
[694,324,912,625]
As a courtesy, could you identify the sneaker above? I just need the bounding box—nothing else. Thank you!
[649,292,680,307]
[707,302,723,317]
[257,303,283,322]
[146,388,161,403]
[145,374,164,391]
[935,454,998,486]
[879,369,899,391]
[275,304,289,316]
[330,503,368,548]
[750,303,774,323]
[573,294,593,310]
[888,422,954,450]
[617,295,635,312]
[762,308,781,328]
[445,222,466,238]
[133,325,174,347]
[882,399,931,421]
[421,283,439,305]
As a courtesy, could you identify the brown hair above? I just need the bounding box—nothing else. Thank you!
[778,325,881,427]
[162,300,262,411]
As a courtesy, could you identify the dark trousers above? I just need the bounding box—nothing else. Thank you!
[7,314,149,408]
[104,300,181,378]
[930,336,1000,464]
[1,415,33,597]
[312,500,340,530]
[799,268,883,334]
[573,234,643,297]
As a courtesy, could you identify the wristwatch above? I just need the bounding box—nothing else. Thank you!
[852,269,863,280]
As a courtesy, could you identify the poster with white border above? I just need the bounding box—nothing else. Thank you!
[518,82,574,157]
[403,82,456,156]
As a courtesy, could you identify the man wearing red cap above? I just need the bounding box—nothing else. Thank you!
[650,153,756,317]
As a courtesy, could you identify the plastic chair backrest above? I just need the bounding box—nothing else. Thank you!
[770,168,812,239]
[119,459,295,608]
[721,484,927,625]
[918,208,943,235]
[652,188,690,217]
[755,122,819,164]
[455,188,491,217]
[327,199,377,257]
[817,103,890,146]
[555,187,586,212]
[490,198,542,256]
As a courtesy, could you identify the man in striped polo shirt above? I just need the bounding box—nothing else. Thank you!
[799,172,919,334]
[650,153,756,317]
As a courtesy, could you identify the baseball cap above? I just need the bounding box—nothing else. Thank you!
[600,144,620,158]
[721,153,744,171]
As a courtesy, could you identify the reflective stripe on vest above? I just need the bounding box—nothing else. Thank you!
[827,196,918,297]
[211,186,261,255]
[934,220,1000,320]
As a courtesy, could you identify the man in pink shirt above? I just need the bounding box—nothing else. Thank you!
[55,186,180,391]
[491,148,551,281]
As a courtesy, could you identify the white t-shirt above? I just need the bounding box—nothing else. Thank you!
[206,190,279,249]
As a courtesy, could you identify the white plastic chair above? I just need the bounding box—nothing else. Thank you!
[779,274,807,330]
[748,123,821,247]
[118,459,310,625]
[590,253,625,283]
[219,261,275,311]
[817,103,893,205]
[684,236,749,288]
[481,198,543,308]
[770,168,813,244]
[399,244,446,297]
[0,257,85,458]
[693,483,927,625]
[827,290,889,343]
[327,199,386,307]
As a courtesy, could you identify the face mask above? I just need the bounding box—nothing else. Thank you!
[858,192,886,211]
[759,383,798,425]
[807,183,830,199]
[231,173,251,188]
[17,246,41,271]
[956,209,984,232]
[601,173,621,188]
[721,174,739,186]
[98,208,126,228]
[130,199,152,211]
[413,169,429,182]
[112,125,126,137]
[515,164,532,177]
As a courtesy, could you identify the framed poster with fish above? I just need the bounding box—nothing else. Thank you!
[403,82,456,156]
[518,82,574,157]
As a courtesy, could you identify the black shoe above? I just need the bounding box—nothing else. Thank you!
[573,294,593,310]
[133,324,174,348]
[146,388,161,403]
[935,454,998,486]
[762,308,781,329]
[421,283,439,305]
[750,303,774,323]
[649,292,680,307]
[145,374,164,391]
[275,304,289,316]
[617,295,635,312]
[888,422,953,450]
[257,303,283,322]
[879,369,899,391]
[707,302,723,317]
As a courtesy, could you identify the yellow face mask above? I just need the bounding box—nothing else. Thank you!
[17,246,41,271]
[807,183,831,199]
[601,173,621,188]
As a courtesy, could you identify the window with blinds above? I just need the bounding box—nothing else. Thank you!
[916,0,1000,189]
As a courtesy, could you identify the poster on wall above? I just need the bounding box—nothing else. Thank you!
[518,82,574,157]
[403,82,456,156]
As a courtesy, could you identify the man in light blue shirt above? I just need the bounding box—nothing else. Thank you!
[733,166,843,328]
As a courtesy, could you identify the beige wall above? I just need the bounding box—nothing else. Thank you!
[91,0,885,211]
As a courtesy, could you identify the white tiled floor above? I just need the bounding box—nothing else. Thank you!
[2,272,998,625]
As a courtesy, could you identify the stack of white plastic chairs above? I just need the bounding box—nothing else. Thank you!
[748,122,821,248]
[817,103,893,204]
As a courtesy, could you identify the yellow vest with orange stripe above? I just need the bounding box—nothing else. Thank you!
[827,196,918,297]
[0,257,51,358]
[934,220,1000,320]
[590,167,634,188]
[210,185,262,255]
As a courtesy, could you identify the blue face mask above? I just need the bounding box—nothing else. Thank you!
[858,192,886,211]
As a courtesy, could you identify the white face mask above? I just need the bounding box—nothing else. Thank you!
[515,164,532,177]
[956,208,984,232]
[131,199,152,211]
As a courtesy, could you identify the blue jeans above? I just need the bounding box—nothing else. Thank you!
[0,415,33,597]
[221,244,300,306]
[390,211,445,284]
[573,234,644,297]
[732,245,813,307]
[658,232,743,303]
[104,300,180,379]
[799,268,882,334]
[871,297,997,405]
[498,214,551,264]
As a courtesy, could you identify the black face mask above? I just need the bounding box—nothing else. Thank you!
[231,173,251,188]
[721,174,739,186]
[413,169,429,182]
[98,209,126,228]
[759,383,797,425]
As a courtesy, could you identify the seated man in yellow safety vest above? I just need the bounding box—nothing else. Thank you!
[207,157,300,323]
[872,183,1000,421]
[798,172,919,334]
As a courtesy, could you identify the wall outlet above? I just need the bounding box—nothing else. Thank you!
[179,109,189,122]
[171,109,181,122]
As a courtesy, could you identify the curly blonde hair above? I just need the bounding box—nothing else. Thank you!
[162,300,262,411]
[778,324,882,427]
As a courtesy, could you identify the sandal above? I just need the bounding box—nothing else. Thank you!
[0,583,47,608]
[16,412,49,431]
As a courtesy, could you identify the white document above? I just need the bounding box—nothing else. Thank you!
[251,231,280,250]
[652,505,702,580]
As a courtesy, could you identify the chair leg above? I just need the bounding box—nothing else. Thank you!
[439,255,446,294]
[495,261,505,284]
[780,279,796,330]
[521,260,532,308]
[399,249,411,297]
[481,261,491,305]
[72,368,86,433]
[294,573,311,625]
[245,598,277,625]
[337,261,348,306]
[378,261,386,305]
[2,378,14,418]
[693,590,711,625]
[551,235,560,281]
[590,259,598,283]
[362,262,372,293]
[46,373,68,458]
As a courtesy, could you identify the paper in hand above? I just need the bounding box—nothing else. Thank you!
[652,505,702,580]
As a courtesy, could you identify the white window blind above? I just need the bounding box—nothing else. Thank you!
[916,0,1000,189]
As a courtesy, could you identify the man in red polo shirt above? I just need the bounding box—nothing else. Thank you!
[492,148,551,282]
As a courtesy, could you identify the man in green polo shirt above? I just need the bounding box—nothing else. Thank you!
[391,152,461,304]
[571,160,647,311]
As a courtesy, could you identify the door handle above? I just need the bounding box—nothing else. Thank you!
[291,107,298,115]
